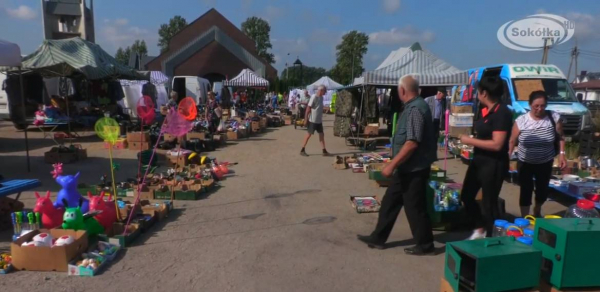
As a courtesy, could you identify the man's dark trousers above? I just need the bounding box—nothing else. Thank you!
[370,167,434,249]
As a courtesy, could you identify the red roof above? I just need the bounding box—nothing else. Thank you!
[573,80,600,90]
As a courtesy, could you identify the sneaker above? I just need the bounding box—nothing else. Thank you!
[468,229,487,240]
[300,151,308,157]
[322,150,330,156]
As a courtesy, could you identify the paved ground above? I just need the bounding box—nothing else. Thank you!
[0,115,569,292]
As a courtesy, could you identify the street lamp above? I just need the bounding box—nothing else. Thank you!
[293,57,303,87]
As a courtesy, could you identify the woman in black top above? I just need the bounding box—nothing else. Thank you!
[458,76,513,239]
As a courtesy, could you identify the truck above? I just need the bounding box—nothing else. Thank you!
[171,76,211,105]
[461,64,592,139]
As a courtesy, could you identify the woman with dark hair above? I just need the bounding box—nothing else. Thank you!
[509,90,566,217]
[458,76,513,239]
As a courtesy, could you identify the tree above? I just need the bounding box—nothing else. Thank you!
[131,40,148,57]
[158,16,188,53]
[281,66,328,87]
[115,47,131,66]
[241,17,275,64]
[114,39,147,67]
[330,31,369,85]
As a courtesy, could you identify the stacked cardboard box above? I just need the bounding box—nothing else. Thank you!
[127,131,151,150]
[449,102,474,138]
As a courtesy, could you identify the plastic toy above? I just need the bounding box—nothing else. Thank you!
[51,163,63,179]
[33,191,65,229]
[136,95,156,125]
[178,97,197,121]
[61,199,105,236]
[54,235,75,246]
[32,233,53,247]
[54,173,90,214]
[88,191,117,231]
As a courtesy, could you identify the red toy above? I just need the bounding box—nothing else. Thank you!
[88,191,117,231]
[33,191,64,229]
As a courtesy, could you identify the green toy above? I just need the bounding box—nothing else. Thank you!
[61,199,105,236]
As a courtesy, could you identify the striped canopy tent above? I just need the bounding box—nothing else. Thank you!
[21,37,147,80]
[223,68,269,87]
[120,71,170,86]
[360,42,467,86]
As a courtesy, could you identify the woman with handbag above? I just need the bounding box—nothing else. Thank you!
[509,90,567,217]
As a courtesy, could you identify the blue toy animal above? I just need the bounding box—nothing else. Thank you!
[53,172,90,213]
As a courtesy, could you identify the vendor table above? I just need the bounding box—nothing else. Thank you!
[0,179,41,201]
[33,121,80,145]
[548,184,600,209]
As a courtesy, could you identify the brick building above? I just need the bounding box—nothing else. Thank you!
[145,9,277,84]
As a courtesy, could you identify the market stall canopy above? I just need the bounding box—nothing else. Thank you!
[120,71,169,86]
[360,42,467,86]
[307,76,344,91]
[223,68,269,87]
[20,37,147,80]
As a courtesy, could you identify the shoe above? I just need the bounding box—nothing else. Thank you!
[468,229,487,240]
[322,150,330,156]
[300,151,308,157]
[356,235,385,250]
[404,245,435,256]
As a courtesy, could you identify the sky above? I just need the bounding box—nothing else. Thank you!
[1,0,600,79]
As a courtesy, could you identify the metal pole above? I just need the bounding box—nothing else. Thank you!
[19,67,30,172]
[351,49,355,84]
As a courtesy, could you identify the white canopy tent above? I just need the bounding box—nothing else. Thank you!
[307,76,344,91]
[119,71,170,117]
[0,39,30,171]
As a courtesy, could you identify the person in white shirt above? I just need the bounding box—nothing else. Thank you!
[300,85,329,156]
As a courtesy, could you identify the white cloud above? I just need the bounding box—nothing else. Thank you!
[5,5,37,20]
[114,18,129,26]
[382,0,400,13]
[98,18,158,54]
[566,12,600,43]
[369,26,435,45]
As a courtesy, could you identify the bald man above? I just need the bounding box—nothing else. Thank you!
[357,75,437,256]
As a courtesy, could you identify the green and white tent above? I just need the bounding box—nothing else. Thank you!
[21,37,147,80]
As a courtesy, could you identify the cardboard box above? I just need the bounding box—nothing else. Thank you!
[126,131,150,142]
[333,156,347,170]
[284,116,292,125]
[163,133,176,142]
[448,126,472,137]
[451,102,474,114]
[227,130,240,140]
[104,139,127,150]
[213,133,227,146]
[251,121,261,133]
[44,150,78,164]
[260,117,268,128]
[140,201,172,221]
[449,113,474,127]
[129,141,150,151]
[11,229,89,272]
[247,111,257,118]
[101,222,141,247]
[364,124,379,136]
[186,132,206,140]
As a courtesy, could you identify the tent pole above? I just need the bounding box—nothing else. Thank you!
[19,67,30,172]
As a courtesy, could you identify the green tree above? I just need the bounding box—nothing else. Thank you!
[241,17,275,64]
[114,47,131,66]
[281,66,328,87]
[130,39,148,57]
[158,15,188,53]
[330,31,369,85]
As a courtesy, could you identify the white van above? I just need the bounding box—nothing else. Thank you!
[0,72,9,119]
[171,76,211,105]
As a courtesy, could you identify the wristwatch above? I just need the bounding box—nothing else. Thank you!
[559,151,565,155]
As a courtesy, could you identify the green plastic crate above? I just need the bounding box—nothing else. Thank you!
[154,190,172,200]
[174,190,202,200]
[533,218,600,289]
[445,237,542,292]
